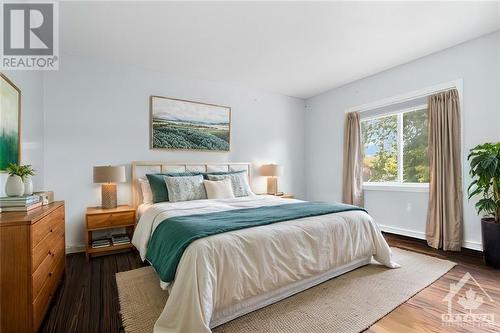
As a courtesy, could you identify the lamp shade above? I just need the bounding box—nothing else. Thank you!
[260,164,283,177]
[93,165,126,183]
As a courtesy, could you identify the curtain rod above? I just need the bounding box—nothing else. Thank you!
[346,79,463,114]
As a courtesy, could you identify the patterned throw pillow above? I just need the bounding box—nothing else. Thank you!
[146,172,201,203]
[164,175,207,202]
[207,171,253,197]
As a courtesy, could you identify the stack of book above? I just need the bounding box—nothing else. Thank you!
[92,238,111,248]
[112,234,131,246]
[0,195,42,212]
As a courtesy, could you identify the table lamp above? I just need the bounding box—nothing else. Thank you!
[93,165,126,209]
[260,164,283,195]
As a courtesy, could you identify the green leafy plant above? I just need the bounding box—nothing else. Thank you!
[20,165,35,179]
[467,142,500,223]
[5,163,35,180]
[6,163,23,177]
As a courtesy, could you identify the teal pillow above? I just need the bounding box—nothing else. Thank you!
[204,170,246,179]
[146,172,200,203]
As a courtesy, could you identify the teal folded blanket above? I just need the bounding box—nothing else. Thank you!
[146,202,366,282]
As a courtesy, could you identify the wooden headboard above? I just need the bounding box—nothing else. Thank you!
[131,161,252,208]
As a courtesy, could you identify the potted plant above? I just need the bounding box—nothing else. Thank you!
[20,165,36,195]
[5,163,25,196]
[4,163,36,197]
[468,142,500,268]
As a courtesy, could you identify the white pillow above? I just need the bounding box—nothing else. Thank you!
[203,179,235,199]
[138,178,153,204]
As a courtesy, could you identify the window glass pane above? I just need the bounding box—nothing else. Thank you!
[361,115,398,182]
[403,109,429,183]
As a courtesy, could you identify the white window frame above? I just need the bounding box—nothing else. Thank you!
[361,104,429,191]
[347,79,463,193]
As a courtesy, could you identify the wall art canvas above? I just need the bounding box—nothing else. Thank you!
[0,74,21,171]
[150,96,230,151]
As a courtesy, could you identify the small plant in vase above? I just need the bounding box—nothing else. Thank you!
[20,164,36,195]
[467,142,500,268]
[5,163,36,196]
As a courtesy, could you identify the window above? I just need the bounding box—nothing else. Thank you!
[361,106,429,185]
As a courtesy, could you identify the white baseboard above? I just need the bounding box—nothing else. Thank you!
[462,240,482,251]
[66,245,86,254]
[379,225,426,240]
[378,224,482,252]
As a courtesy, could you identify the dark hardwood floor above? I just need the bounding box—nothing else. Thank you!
[40,234,500,333]
[40,251,146,333]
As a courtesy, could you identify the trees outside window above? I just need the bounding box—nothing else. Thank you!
[361,107,429,184]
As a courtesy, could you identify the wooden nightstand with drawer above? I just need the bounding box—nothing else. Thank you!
[85,205,136,260]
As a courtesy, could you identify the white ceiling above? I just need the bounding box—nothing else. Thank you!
[60,1,500,99]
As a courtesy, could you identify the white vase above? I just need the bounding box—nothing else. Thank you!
[5,175,25,197]
[24,176,33,195]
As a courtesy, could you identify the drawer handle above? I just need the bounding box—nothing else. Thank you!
[50,228,53,233]
[48,250,52,256]
[48,271,53,277]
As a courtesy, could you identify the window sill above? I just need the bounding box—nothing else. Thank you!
[363,183,429,193]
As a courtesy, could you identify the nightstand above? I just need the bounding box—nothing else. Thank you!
[85,205,136,260]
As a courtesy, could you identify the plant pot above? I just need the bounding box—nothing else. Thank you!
[23,176,33,195]
[5,175,25,197]
[481,218,500,268]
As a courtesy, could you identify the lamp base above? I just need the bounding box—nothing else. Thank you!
[267,177,278,195]
[101,183,117,209]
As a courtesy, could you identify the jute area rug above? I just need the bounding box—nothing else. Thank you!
[116,248,455,333]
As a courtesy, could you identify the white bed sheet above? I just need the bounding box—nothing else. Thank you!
[136,203,152,219]
[132,195,399,333]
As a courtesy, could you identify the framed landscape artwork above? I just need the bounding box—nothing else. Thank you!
[0,74,21,171]
[150,96,231,151]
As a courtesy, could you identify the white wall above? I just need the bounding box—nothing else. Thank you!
[43,54,305,250]
[305,31,500,250]
[0,71,44,196]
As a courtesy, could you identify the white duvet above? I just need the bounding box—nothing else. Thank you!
[132,195,399,333]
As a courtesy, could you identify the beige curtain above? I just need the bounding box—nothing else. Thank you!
[426,89,463,251]
[342,112,364,206]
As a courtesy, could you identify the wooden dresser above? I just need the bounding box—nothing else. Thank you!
[0,201,65,333]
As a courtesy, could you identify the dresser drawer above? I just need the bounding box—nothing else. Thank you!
[32,223,64,273]
[32,252,64,332]
[87,211,135,229]
[32,235,65,300]
[31,206,65,249]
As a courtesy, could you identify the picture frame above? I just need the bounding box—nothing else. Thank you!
[150,95,231,152]
[0,73,21,171]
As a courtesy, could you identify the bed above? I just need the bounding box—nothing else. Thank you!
[130,162,399,333]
